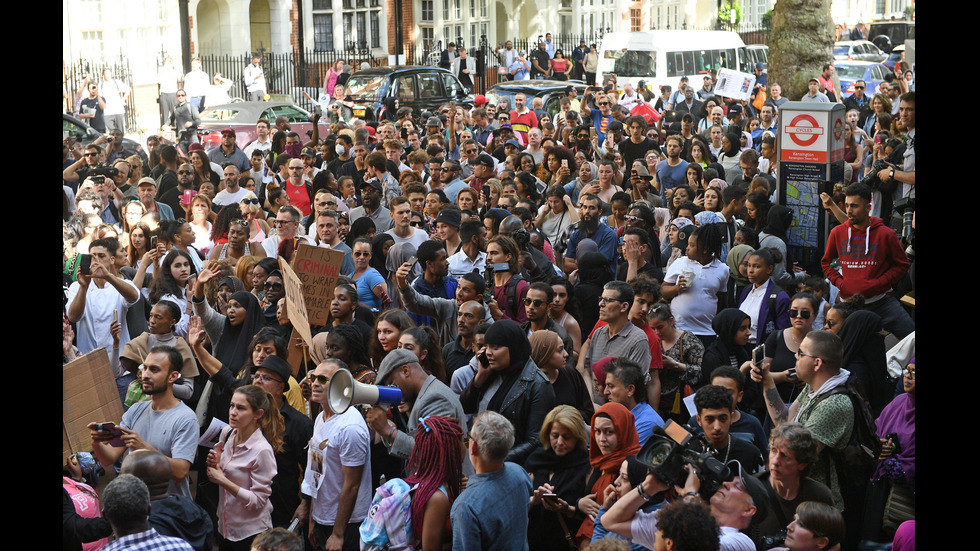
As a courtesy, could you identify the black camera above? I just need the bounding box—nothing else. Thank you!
[858,141,906,193]
[636,420,731,496]
[77,164,120,181]
[761,530,787,549]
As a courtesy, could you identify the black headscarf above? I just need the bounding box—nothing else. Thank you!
[702,308,752,387]
[723,132,742,157]
[213,291,265,374]
[838,310,890,414]
[346,217,376,248]
[577,251,614,286]
[762,205,795,266]
[217,275,247,295]
[485,319,533,413]
[370,233,395,278]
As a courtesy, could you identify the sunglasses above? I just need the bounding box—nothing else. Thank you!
[410,221,425,228]
[598,102,609,106]
[84,152,99,157]
[242,197,260,205]
[789,309,812,319]
[353,251,370,257]
[854,86,865,90]
[176,93,186,97]
[523,298,547,307]
[264,282,283,291]
[230,219,249,227]
[178,170,193,175]
[308,373,330,385]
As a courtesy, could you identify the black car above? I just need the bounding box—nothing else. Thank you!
[342,66,473,122]
[869,21,915,53]
[484,80,589,118]
[63,113,148,166]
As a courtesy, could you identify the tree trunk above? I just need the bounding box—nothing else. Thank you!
[768,0,836,101]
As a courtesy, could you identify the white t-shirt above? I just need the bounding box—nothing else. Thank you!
[99,79,130,115]
[632,510,754,551]
[385,227,430,250]
[664,256,730,336]
[301,408,372,525]
[213,186,250,207]
[66,278,140,372]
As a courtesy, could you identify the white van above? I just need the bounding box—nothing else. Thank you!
[596,30,751,93]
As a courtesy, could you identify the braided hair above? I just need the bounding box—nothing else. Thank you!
[328,322,372,370]
[403,415,463,543]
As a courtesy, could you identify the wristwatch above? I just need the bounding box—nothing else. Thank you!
[889,168,895,179]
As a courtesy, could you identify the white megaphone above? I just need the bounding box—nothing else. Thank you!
[327,368,403,414]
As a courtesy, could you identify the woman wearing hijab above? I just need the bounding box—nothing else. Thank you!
[345,216,377,249]
[866,358,915,542]
[717,132,742,186]
[702,308,752,383]
[531,330,594,422]
[564,160,599,205]
[384,241,418,311]
[459,319,556,466]
[659,217,694,270]
[725,244,754,309]
[575,402,641,546]
[370,233,395,280]
[525,405,591,551]
[838,310,891,415]
[759,205,808,291]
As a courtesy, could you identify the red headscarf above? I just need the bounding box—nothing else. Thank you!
[577,401,641,542]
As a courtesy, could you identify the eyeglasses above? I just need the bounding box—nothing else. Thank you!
[316,201,330,207]
[903,366,915,379]
[230,219,249,227]
[625,215,642,223]
[465,149,477,154]
[252,373,283,384]
[353,251,370,257]
[176,93,186,97]
[308,373,330,385]
[274,219,296,226]
[264,282,283,291]
[523,298,547,307]
[796,349,820,360]
[178,170,193,175]
[598,297,622,305]
[242,197,260,205]
[288,166,304,171]
[789,309,812,319]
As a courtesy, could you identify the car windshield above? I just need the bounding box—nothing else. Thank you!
[200,108,242,121]
[835,65,867,79]
[833,46,849,56]
[604,49,657,77]
[344,74,386,101]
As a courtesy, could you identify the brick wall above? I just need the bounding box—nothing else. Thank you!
[386,0,415,60]
[289,0,301,54]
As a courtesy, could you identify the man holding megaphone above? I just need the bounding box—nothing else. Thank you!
[364,349,466,460]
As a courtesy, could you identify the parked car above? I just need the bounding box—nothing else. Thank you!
[197,101,328,151]
[869,20,915,53]
[63,113,148,166]
[342,66,473,122]
[744,44,769,71]
[834,60,892,99]
[484,80,589,118]
[883,44,906,72]
[833,40,886,62]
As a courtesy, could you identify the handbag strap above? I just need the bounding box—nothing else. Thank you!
[555,510,577,549]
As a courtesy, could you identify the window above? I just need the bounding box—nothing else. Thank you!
[421,27,435,51]
[470,0,475,17]
[443,0,449,20]
[81,31,105,61]
[421,0,433,21]
[394,76,416,100]
[370,11,380,47]
[313,15,333,51]
[80,0,103,24]
[440,74,461,98]
[481,0,487,17]
[630,8,641,32]
[453,0,461,19]
[470,24,477,48]
[357,12,366,47]
[313,0,331,8]
[419,74,442,98]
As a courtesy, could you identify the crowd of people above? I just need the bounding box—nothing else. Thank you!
[63,58,916,551]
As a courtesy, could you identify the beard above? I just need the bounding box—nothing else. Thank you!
[582,215,599,233]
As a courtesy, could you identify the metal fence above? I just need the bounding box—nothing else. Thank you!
[198,49,388,111]
[63,54,139,133]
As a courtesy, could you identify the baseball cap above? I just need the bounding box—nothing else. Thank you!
[809,77,820,83]
[726,460,770,523]
[300,147,316,158]
[137,177,157,188]
[220,127,236,136]
[755,62,765,71]
[504,138,523,149]
[727,104,743,119]
[473,94,489,106]
[359,178,383,193]
[435,208,461,228]
[471,153,496,168]
[187,143,205,153]
[426,116,441,127]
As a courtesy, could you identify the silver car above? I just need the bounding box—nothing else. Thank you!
[833,40,886,63]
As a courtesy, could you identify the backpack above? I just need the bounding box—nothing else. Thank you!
[359,478,417,551]
[505,272,526,319]
[809,380,881,498]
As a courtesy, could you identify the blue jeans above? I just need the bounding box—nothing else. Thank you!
[190,96,205,110]
[864,294,914,340]
[115,372,135,411]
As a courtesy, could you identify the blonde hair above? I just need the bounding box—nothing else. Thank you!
[235,256,258,284]
[239,191,261,214]
[538,405,588,451]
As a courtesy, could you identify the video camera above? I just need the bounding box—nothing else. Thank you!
[858,140,906,193]
[636,420,731,497]
[76,164,120,183]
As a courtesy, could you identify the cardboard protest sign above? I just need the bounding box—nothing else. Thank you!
[280,256,314,348]
[714,67,756,102]
[63,347,124,463]
[289,244,345,326]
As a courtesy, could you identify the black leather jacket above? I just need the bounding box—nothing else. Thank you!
[460,357,556,466]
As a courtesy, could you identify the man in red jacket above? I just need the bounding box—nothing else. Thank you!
[821,182,913,338]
